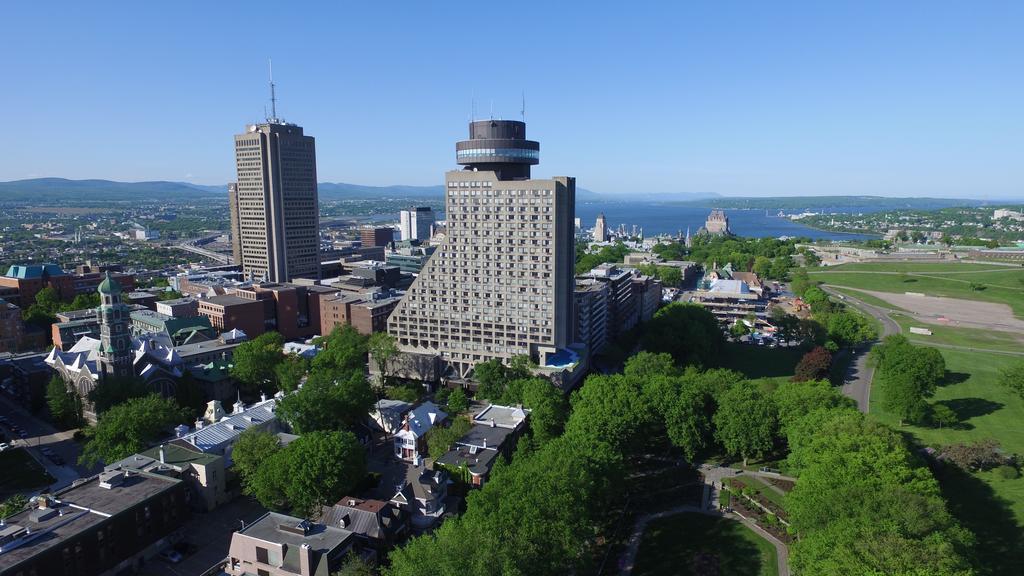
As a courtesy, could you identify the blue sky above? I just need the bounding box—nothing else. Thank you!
[2,1,1022,198]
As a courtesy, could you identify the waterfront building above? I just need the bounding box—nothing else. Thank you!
[593,212,608,242]
[387,120,581,381]
[701,209,731,236]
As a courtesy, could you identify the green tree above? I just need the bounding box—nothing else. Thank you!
[772,380,852,437]
[368,331,398,390]
[753,255,772,279]
[517,378,567,446]
[729,319,749,338]
[657,265,682,287]
[0,494,28,520]
[332,554,376,576]
[231,428,282,485]
[276,370,374,434]
[997,361,1024,399]
[274,354,309,394]
[426,417,473,459]
[46,375,82,429]
[713,380,778,465]
[641,303,724,367]
[931,403,958,429]
[446,387,469,413]
[33,286,62,312]
[663,369,742,461]
[173,373,207,419]
[313,325,369,374]
[87,376,150,415]
[827,310,877,346]
[230,331,285,395]
[789,268,813,297]
[80,394,189,466]
[283,430,367,517]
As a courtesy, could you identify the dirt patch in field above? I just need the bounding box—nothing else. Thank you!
[860,290,1024,333]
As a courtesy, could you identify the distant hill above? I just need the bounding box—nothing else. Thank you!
[0,178,607,202]
[0,178,224,202]
[675,195,985,211]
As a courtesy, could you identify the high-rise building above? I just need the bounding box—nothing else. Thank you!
[233,111,320,282]
[361,226,396,248]
[388,119,577,379]
[593,212,607,242]
[227,183,242,265]
[399,207,436,241]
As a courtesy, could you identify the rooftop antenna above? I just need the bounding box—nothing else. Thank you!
[489,99,493,120]
[521,90,526,121]
[268,58,278,122]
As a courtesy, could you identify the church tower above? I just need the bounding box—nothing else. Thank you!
[96,272,132,380]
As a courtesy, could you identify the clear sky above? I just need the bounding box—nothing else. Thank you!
[2,1,1022,198]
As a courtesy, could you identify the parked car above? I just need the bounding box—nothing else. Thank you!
[158,549,183,564]
[0,443,10,452]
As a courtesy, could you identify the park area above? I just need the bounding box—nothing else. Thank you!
[0,448,55,497]
[809,261,1024,318]
[632,513,778,576]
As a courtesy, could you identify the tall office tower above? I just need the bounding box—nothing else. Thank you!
[593,212,607,242]
[233,112,321,282]
[388,120,576,378]
[227,183,242,265]
[399,206,436,241]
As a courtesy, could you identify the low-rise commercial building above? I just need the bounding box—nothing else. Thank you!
[197,295,266,337]
[0,470,189,576]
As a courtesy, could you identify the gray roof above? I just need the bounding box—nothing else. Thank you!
[0,471,181,571]
[320,497,403,541]
[177,398,278,456]
[236,512,353,575]
[473,404,529,429]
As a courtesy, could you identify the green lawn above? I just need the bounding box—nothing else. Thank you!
[0,448,56,496]
[827,286,909,312]
[725,474,788,510]
[809,263,1024,318]
[868,347,1024,574]
[720,343,803,379]
[887,313,1024,353]
[634,513,779,576]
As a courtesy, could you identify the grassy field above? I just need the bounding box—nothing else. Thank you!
[869,347,1024,574]
[809,262,1024,317]
[0,448,55,496]
[888,313,1024,353]
[827,286,909,312]
[720,342,803,379]
[633,513,778,576]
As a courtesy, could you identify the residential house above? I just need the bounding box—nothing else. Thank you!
[391,465,448,529]
[435,404,529,487]
[392,401,447,461]
[320,497,409,559]
[224,512,355,576]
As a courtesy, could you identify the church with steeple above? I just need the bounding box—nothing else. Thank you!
[46,272,187,422]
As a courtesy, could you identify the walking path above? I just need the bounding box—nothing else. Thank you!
[618,464,790,576]
[821,286,900,412]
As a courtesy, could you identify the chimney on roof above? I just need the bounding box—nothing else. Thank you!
[489,419,495,428]
[195,418,204,430]
[299,543,313,576]
[159,444,166,464]
[483,438,487,449]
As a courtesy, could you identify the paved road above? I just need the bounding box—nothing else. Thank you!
[0,395,100,491]
[140,497,267,576]
[822,285,900,413]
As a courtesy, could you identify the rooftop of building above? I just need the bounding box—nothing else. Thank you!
[200,294,254,307]
[156,297,197,307]
[320,497,403,541]
[177,397,278,454]
[3,263,66,279]
[0,471,181,569]
[173,336,242,358]
[236,512,352,573]
[473,404,529,429]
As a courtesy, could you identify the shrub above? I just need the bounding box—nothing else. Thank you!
[997,465,1019,480]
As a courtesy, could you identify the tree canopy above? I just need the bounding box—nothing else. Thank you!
[79,394,189,467]
[641,302,723,367]
[230,331,285,395]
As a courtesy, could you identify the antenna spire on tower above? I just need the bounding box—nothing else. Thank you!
[521,90,526,121]
[268,58,278,122]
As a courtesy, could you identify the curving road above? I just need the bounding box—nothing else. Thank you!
[821,285,900,413]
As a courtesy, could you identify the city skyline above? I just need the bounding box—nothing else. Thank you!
[2,2,1022,199]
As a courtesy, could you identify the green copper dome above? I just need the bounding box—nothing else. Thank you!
[97,271,122,295]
